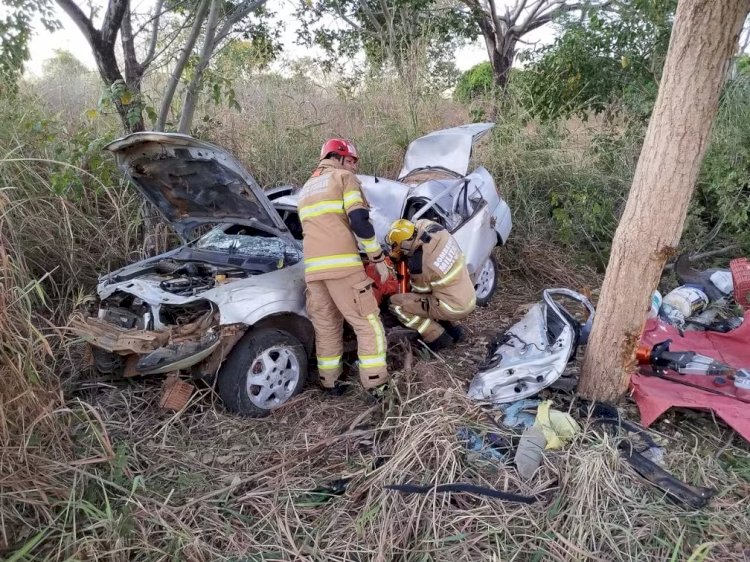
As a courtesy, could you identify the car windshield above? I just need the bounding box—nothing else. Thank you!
[195,227,303,265]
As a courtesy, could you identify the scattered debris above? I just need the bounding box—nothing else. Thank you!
[534,400,580,450]
[159,374,194,411]
[456,427,509,462]
[514,426,547,480]
[468,288,594,403]
[499,399,540,429]
[593,417,715,509]
[385,483,537,504]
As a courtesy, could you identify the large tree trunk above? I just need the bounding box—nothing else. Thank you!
[578,0,749,402]
[476,15,516,90]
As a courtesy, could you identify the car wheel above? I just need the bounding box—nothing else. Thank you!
[474,254,499,307]
[218,328,307,417]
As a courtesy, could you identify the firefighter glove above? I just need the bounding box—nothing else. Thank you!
[374,260,390,284]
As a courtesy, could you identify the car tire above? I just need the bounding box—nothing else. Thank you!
[218,328,308,417]
[474,253,499,307]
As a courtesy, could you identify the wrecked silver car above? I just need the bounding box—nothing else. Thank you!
[270,123,512,305]
[468,289,595,403]
[71,133,312,417]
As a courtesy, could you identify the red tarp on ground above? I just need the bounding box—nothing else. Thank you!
[632,315,750,442]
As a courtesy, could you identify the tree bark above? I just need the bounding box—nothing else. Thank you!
[55,0,143,133]
[155,0,211,131]
[177,0,222,134]
[578,0,750,402]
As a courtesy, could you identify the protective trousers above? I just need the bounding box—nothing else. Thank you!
[389,292,472,343]
[306,270,389,389]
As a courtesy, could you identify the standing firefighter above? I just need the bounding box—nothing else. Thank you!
[386,218,476,351]
[300,139,390,392]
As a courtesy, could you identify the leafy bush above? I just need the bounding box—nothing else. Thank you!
[694,74,750,253]
[519,0,675,121]
[453,62,494,102]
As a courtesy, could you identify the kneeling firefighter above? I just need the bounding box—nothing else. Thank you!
[386,218,476,351]
[300,138,390,391]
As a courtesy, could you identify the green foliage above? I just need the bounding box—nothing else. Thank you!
[520,0,675,121]
[42,49,89,77]
[0,0,59,90]
[213,38,280,78]
[297,0,473,90]
[453,62,493,102]
[736,55,750,75]
[97,80,154,131]
[695,74,750,252]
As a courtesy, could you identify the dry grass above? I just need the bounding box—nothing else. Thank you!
[2,263,749,561]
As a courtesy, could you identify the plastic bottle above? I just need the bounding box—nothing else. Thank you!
[662,286,709,319]
[647,290,662,319]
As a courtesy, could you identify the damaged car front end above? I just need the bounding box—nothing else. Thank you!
[71,133,313,416]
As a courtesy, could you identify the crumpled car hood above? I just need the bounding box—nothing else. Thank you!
[105,132,290,240]
[399,123,495,179]
[468,289,595,403]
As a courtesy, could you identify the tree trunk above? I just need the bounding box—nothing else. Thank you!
[177,0,221,134]
[476,15,516,90]
[489,44,515,90]
[92,42,145,133]
[156,0,211,131]
[578,0,749,402]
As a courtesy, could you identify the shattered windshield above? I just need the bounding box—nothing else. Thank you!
[195,227,302,265]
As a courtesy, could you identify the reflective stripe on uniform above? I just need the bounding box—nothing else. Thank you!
[343,190,364,209]
[431,256,465,287]
[359,353,387,369]
[391,305,420,327]
[360,236,380,254]
[299,199,344,221]
[411,282,430,293]
[439,295,476,314]
[317,355,342,370]
[416,318,433,335]
[304,253,362,274]
[367,313,386,354]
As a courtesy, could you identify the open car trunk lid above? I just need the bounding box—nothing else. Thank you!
[399,123,495,179]
[106,133,291,241]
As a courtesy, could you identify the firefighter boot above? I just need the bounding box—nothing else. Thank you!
[439,321,466,343]
[426,331,454,352]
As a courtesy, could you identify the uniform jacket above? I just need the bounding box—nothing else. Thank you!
[298,159,380,282]
[405,219,477,315]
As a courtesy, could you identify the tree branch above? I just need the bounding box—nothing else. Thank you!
[143,0,165,67]
[355,0,383,33]
[511,0,530,24]
[213,0,268,47]
[121,3,141,85]
[178,0,222,133]
[156,0,211,131]
[101,0,128,46]
[54,0,100,47]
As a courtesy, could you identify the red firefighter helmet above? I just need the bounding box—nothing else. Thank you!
[320,138,359,161]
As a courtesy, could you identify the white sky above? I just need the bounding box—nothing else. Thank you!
[26,0,555,77]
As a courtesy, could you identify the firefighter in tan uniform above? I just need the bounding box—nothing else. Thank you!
[300,138,390,391]
[386,218,476,351]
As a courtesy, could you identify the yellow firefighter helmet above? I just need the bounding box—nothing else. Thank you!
[385,219,416,247]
